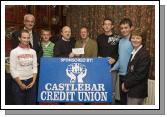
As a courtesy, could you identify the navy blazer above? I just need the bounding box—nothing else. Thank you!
[124,46,151,98]
[11,30,40,54]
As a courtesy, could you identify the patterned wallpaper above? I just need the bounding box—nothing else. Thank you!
[66,5,155,80]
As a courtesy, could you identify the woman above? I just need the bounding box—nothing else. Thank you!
[121,28,150,105]
[10,29,37,105]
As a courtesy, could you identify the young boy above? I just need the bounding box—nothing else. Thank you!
[40,29,55,57]
[112,18,133,105]
[97,18,120,104]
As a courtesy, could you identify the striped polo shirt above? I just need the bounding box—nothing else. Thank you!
[41,41,55,57]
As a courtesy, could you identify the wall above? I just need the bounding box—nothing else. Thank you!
[5,5,64,56]
[66,5,155,80]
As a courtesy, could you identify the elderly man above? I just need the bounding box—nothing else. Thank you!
[75,26,97,58]
[12,14,40,54]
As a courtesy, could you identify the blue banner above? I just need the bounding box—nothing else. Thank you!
[38,58,112,103]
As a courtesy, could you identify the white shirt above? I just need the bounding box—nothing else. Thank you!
[10,46,37,80]
[62,37,70,42]
[130,45,143,61]
[29,31,33,47]
[24,27,33,47]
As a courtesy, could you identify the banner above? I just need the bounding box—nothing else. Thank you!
[38,58,112,103]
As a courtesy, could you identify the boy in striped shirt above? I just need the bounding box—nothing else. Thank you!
[40,29,55,57]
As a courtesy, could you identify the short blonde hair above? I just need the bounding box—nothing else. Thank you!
[40,28,51,35]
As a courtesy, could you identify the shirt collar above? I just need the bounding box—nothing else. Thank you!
[130,45,142,61]
[18,43,30,49]
[62,37,70,42]
[131,45,143,54]
[24,27,32,34]
[42,41,51,47]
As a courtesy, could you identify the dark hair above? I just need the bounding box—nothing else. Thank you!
[103,18,114,25]
[119,18,133,27]
[18,29,29,38]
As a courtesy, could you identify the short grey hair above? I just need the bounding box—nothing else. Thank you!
[24,14,35,21]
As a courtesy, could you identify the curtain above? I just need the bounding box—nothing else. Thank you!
[66,5,155,80]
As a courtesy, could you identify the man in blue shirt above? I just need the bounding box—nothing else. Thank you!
[112,18,133,105]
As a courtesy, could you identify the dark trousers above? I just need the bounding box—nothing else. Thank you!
[119,75,127,105]
[12,78,36,105]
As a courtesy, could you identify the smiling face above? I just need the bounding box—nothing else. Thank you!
[120,23,132,37]
[131,35,142,49]
[61,26,71,40]
[19,32,30,45]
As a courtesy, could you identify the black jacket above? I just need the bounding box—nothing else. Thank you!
[96,33,120,65]
[124,46,150,98]
[54,38,75,57]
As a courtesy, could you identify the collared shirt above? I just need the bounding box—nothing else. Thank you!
[41,41,55,57]
[130,45,143,61]
[62,37,70,42]
[43,41,51,48]
[24,27,33,47]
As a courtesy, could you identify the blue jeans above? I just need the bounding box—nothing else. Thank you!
[12,78,36,105]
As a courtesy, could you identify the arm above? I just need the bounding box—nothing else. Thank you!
[124,53,150,89]
[14,77,27,90]
[111,59,119,71]
[27,51,37,89]
[10,50,27,90]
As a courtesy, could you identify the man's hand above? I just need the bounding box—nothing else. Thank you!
[108,57,116,64]
[69,52,75,58]
[122,83,129,92]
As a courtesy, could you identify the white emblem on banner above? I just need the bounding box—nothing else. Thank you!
[66,63,87,83]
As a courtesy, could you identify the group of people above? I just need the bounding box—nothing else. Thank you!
[9,14,150,105]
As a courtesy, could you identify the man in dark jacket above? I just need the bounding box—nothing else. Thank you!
[54,26,75,57]
[11,14,40,55]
